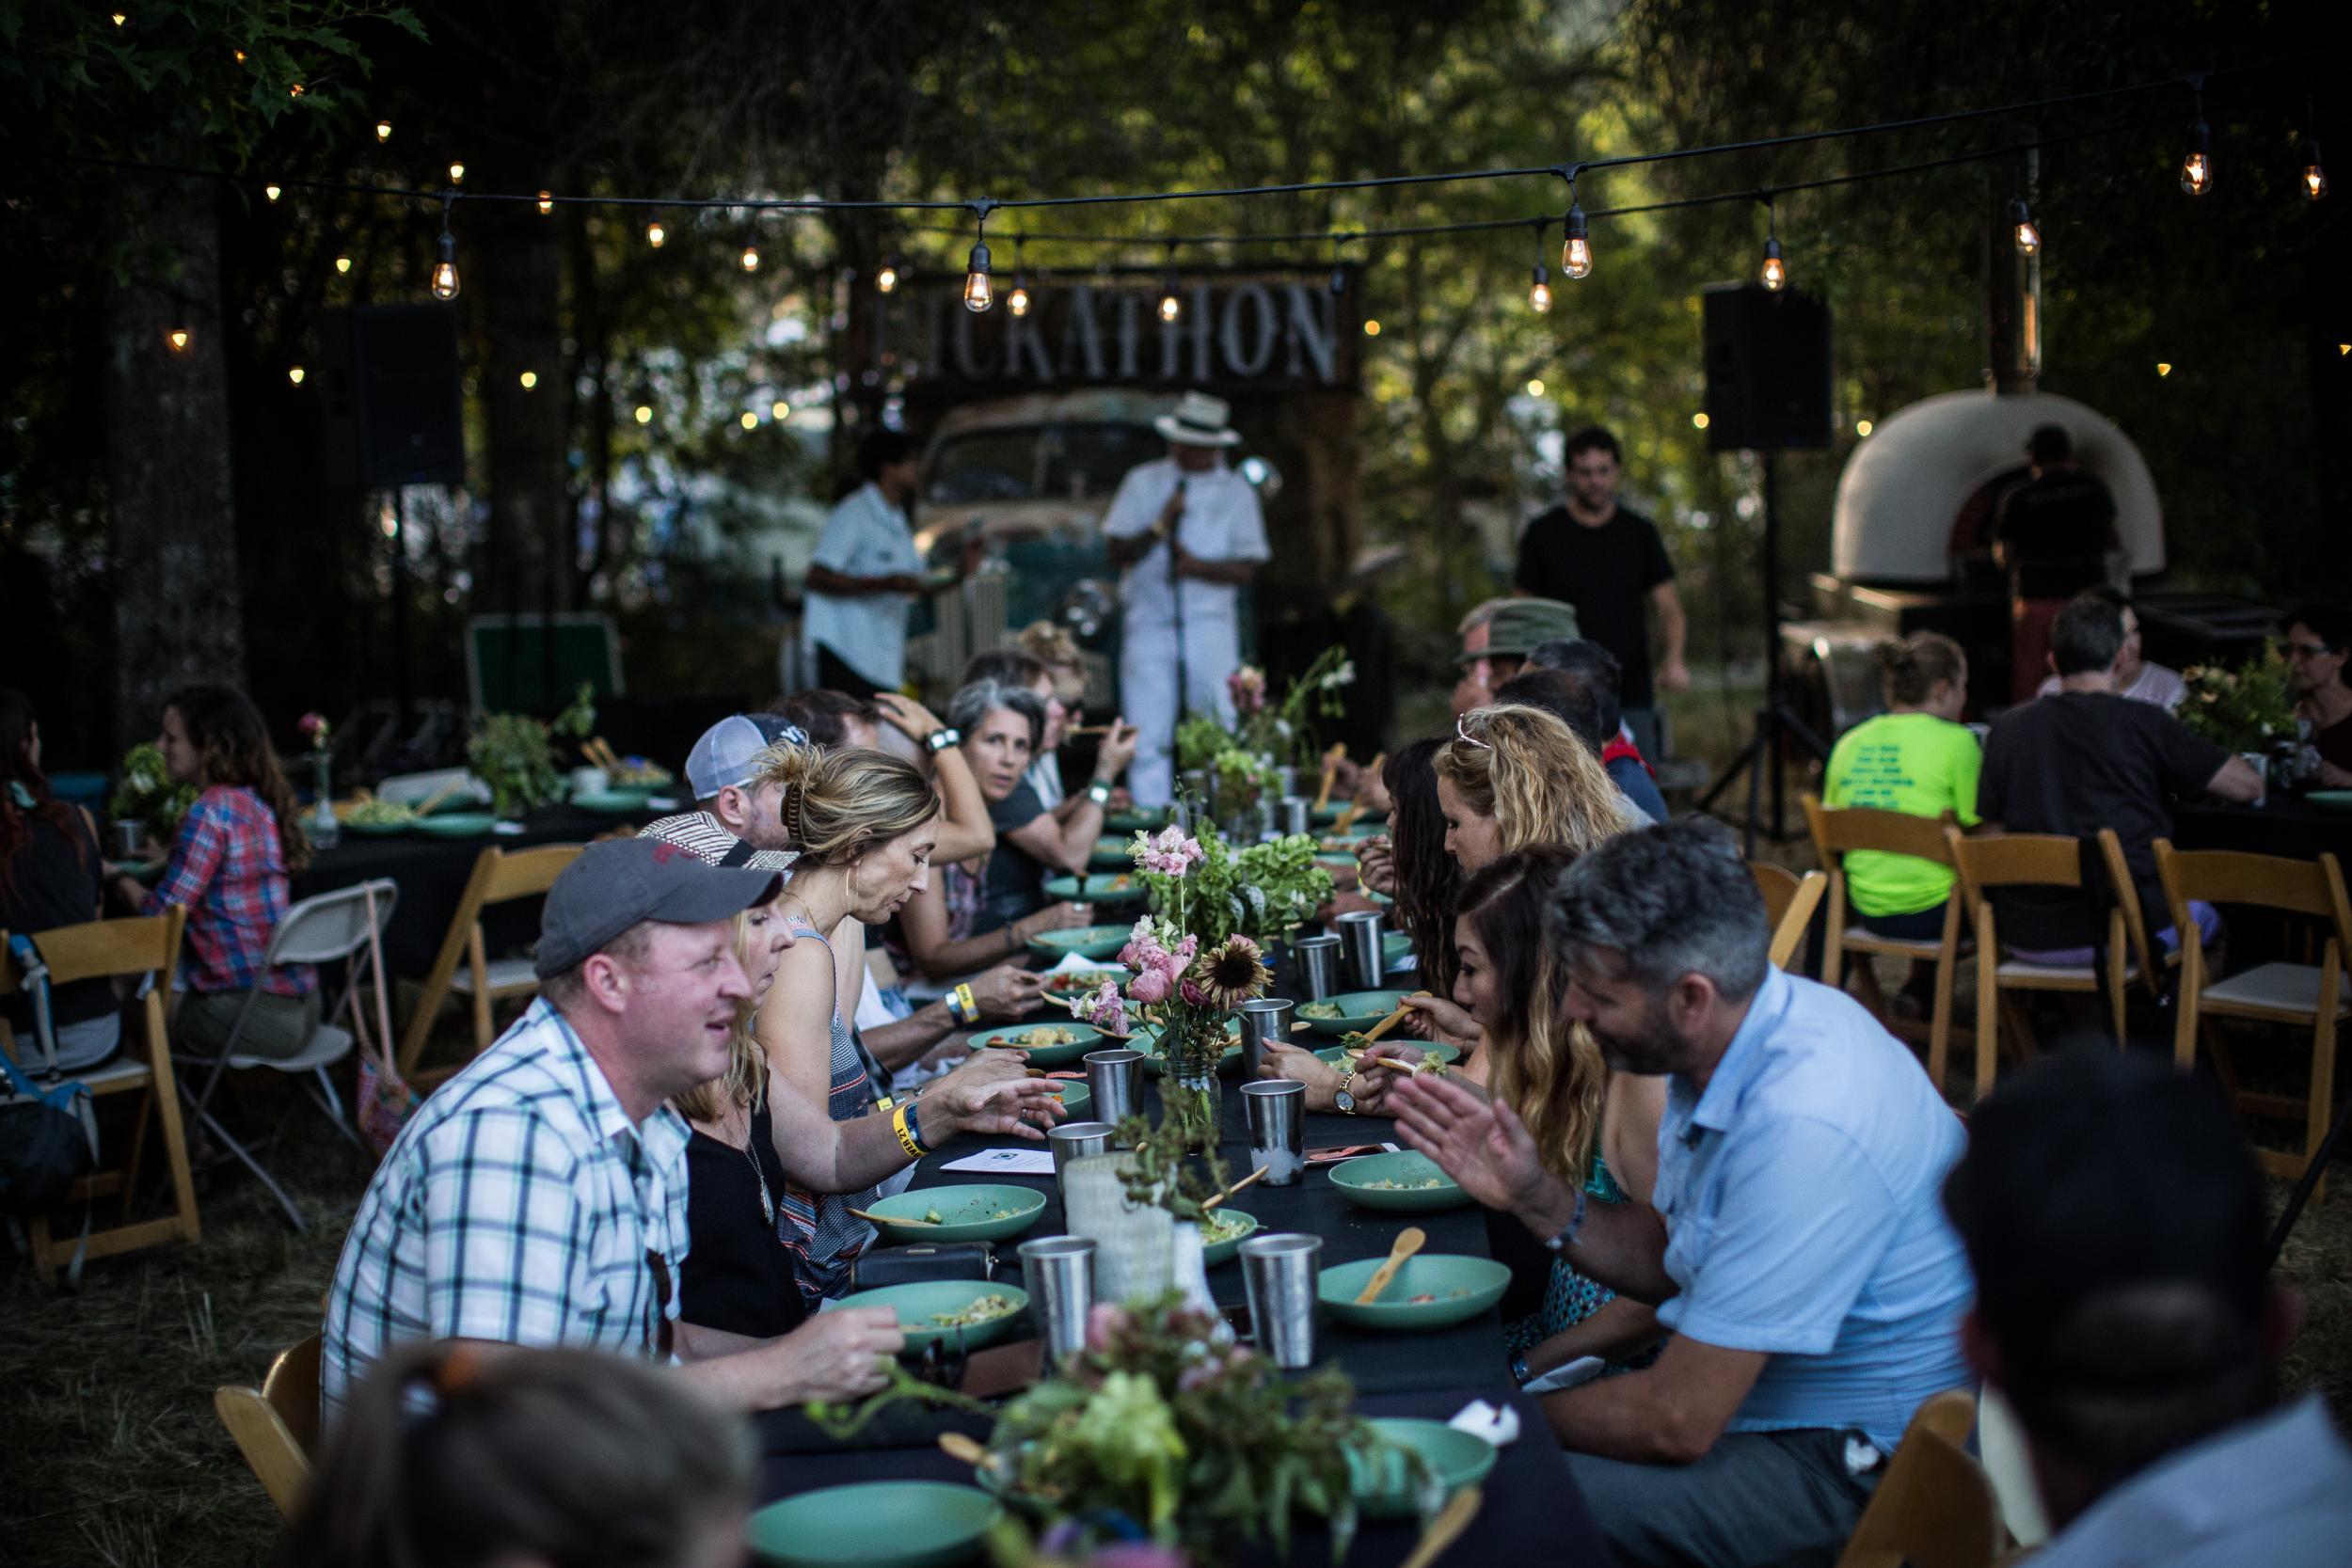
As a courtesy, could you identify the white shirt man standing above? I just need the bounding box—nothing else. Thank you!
[1101,391,1271,806]
[802,429,927,699]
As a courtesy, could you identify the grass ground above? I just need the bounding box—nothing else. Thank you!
[4,671,2345,1565]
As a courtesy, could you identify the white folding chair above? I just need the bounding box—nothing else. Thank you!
[175,879,399,1231]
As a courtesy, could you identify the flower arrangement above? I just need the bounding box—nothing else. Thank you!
[296,711,331,753]
[107,743,199,847]
[2179,647,2298,753]
[1226,664,1269,720]
[817,1296,1380,1562]
[1066,904,1267,1144]
[1128,825,1333,950]
[466,683,596,818]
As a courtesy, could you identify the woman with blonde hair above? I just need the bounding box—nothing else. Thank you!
[1454,847,1666,1385]
[1435,704,1640,875]
[749,741,1064,1305]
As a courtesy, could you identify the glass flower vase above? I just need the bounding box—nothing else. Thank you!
[309,753,341,849]
[1165,1023,1226,1150]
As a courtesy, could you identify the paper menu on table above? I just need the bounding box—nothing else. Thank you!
[940,1148,1058,1176]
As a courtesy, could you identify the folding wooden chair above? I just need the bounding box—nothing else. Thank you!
[1836,1389,2000,1568]
[1804,798,1969,1091]
[2155,840,2351,1189]
[398,843,581,1085]
[215,1332,322,1518]
[0,909,200,1284]
[1751,863,1828,975]
[1946,827,2167,1101]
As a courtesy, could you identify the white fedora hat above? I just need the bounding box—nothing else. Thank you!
[1152,390,1243,448]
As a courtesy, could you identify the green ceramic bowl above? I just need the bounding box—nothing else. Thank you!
[1025,924,1132,962]
[572,788,651,815]
[2308,789,2352,812]
[1383,931,1414,969]
[1349,1418,1502,1519]
[1039,1077,1092,1118]
[1104,809,1172,834]
[967,1022,1103,1068]
[745,1481,1002,1568]
[411,812,500,838]
[1313,850,1359,869]
[1312,1042,1460,1071]
[1198,1207,1261,1267]
[859,1184,1046,1244]
[1041,873,1147,906]
[1317,1253,1511,1330]
[1295,989,1411,1037]
[338,816,416,836]
[1088,836,1136,870]
[1327,1150,1471,1214]
[834,1279,1033,1356]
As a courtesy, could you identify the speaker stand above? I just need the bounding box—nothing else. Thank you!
[1697,451,1830,858]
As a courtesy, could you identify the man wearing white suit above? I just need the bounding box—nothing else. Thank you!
[1101,392,1271,806]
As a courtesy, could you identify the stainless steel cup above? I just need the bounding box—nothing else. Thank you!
[1335,909,1387,991]
[1271,766,1299,800]
[1239,1232,1323,1369]
[1277,795,1311,836]
[1018,1235,1098,1364]
[1235,997,1296,1079]
[110,820,145,859]
[1083,1049,1146,1126]
[1294,933,1342,1002]
[1239,1079,1307,1186]
[1047,1120,1115,1193]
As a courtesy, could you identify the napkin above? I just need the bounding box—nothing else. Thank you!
[942,1148,1058,1176]
[1521,1355,1605,1396]
[1447,1399,1521,1447]
[1043,951,1129,976]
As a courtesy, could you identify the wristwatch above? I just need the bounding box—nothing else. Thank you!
[1085,780,1112,806]
[925,727,961,754]
[1333,1065,1359,1116]
[1510,1351,1533,1386]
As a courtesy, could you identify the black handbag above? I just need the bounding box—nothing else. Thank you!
[849,1242,997,1292]
[1,937,98,1221]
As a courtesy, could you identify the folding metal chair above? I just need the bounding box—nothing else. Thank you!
[175,879,399,1231]
[0,909,200,1283]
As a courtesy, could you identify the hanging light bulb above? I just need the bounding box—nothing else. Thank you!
[2303,137,2329,200]
[2180,117,2214,196]
[876,254,900,293]
[431,218,460,301]
[374,119,392,143]
[740,244,760,273]
[645,219,666,248]
[166,328,190,352]
[334,253,352,275]
[1157,245,1182,324]
[111,11,126,24]
[1759,236,1787,293]
[1530,261,1552,313]
[288,82,305,98]
[962,240,993,312]
[1561,200,1593,280]
[288,365,306,386]
[536,189,554,215]
[2008,197,2042,257]
[447,161,465,186]
[263,183,282,203]
[1008,236,1030,316]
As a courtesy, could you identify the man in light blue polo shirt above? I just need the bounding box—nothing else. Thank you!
[1391,819,1974,1568]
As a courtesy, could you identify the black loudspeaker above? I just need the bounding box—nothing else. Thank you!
[1702,284,1832,451]
[317,306,466,487]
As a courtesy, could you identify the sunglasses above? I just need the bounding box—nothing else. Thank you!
[2283,641,2341,659]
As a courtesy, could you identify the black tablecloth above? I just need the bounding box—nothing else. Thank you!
[2172,798,2352,864]
[298,802,662,977]
[753,1068,1618,1565]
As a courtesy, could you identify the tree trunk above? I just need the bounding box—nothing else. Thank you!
[105,175,246,749]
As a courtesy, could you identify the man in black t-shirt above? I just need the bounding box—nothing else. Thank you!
[1994,424,2120,702]
[1513,425,1688,760]
[1979,593,2263,951]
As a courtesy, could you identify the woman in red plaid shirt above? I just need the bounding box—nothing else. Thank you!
[109,685,318,1059]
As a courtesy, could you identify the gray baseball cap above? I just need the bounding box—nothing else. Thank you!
[534,836,783,980]
[685,713,807,800]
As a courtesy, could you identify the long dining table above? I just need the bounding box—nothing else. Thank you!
[752,1046,1620,1566]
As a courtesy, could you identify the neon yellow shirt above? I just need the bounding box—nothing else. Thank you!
[1823,712,1981,917]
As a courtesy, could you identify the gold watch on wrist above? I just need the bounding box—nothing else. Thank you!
[1333,1064,1359,1116]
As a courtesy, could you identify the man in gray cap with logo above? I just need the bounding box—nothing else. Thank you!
[323,837,904,1421]
[638,712,811,866]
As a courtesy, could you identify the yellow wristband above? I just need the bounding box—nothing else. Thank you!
[952,984,978,1025]
[891,1102,925,1160]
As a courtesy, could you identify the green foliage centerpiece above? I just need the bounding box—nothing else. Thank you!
[108,743,198,848]
[466,682,596,818]
[2179,646,2299,755]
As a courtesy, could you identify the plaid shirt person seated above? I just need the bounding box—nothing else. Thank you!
[140,784,314,997]
[322,996,691,1422]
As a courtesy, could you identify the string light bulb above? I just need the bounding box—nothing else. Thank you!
[431,206,460,301]
[1757,198,1786,292]
[645,219,665,248]
[2008,197,2042,257]
[962,240,993,312]
[2303,137,2329,200]
[374,119,392,142]
[1157,244,1182,324]
[876,254,900,293]
[334,253,352,275]
[739,411,758,431]
[519,371,538,389]
[167,328,190,353]
[740,244,760,273]
[1527,220,1552,312]
[447,161,465,186]
[633,404,653,424]
[1561,198,1593,280]
[263,183,282,203]
[1327,235,1348,298]
[288,366,306,385]
[2180,116,2214,196]
[288,82,304,98]
[1008,236,1031,317]
[111,11,126,24]
[771,400,789,419]
[536,190,554,215]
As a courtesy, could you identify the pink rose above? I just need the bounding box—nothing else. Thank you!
[1128,966,1171,1005]
[1085,1302,1129,1353]
[1180,978,1209,1007]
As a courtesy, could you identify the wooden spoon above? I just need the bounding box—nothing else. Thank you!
[1311,745,1345,812]
[848,1207,934,1227]
[1350,990,1432,1049]
[1354,1225,1428,1305]
[937,1432,989,1465]
[1397,1485,1483,1568]
[1201,1164,1271,1212]
[412,777,470,817]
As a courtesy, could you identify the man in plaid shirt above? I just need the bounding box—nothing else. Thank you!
[322,837,904,1421]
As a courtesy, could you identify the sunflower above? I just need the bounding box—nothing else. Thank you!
[1187,934,1270,1011]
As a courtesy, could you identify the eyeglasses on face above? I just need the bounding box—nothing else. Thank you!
[2283,641,2341,660]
